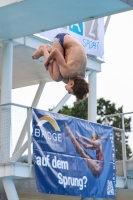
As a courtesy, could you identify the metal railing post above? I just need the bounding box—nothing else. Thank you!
[121,115,127,187]
[105,117,108,125]
[105,112,129,188]
[27,107,32,165]
[0,104,11,163]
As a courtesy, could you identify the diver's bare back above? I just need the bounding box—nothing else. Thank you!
[63,35,87,78]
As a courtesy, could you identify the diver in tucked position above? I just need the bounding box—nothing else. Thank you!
[32,33,89,102]
[64,123,108,178]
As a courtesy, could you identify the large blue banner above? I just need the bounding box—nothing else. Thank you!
[32,108,116,198]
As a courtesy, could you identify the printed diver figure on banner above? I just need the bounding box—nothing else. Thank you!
[64,123,108,178]
[32,33,89,102]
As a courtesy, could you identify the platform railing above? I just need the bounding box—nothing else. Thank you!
[0,103,132,179]
[0,103,32,165]
[105,111,133,187]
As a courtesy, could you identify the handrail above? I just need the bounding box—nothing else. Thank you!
[0,102,31,109]
[105,112,133,188]
[105,111,133,117]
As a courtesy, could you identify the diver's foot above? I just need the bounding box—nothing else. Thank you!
[32,44,45,59]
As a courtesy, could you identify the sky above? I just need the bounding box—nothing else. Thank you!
[12,10,133,152]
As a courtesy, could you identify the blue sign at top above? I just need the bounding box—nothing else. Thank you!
[32,108,116,198]
[68,23,84,35]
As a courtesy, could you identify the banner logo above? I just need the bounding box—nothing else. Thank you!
[68,23,84,35]
[37,116,61,131]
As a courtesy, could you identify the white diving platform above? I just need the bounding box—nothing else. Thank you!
[0,0,133,41]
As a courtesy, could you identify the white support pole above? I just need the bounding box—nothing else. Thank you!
[13,81,46,156]
[0,41,18,200]
[0,41,13,163]
[88,71,97,122]
[104,16,111,35]
[32,80,46,107]
[52,93,71,113]
[10,137,30,162]
[1,41,13,104]
[2,177,19,200]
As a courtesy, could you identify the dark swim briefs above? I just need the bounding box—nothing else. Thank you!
[55,33,69,48]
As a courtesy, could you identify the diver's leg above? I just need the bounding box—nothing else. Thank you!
[64,123,91,158]
[47,37,65,81]
[32,44,63,81]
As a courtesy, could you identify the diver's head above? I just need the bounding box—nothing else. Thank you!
[65,77,89,102]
